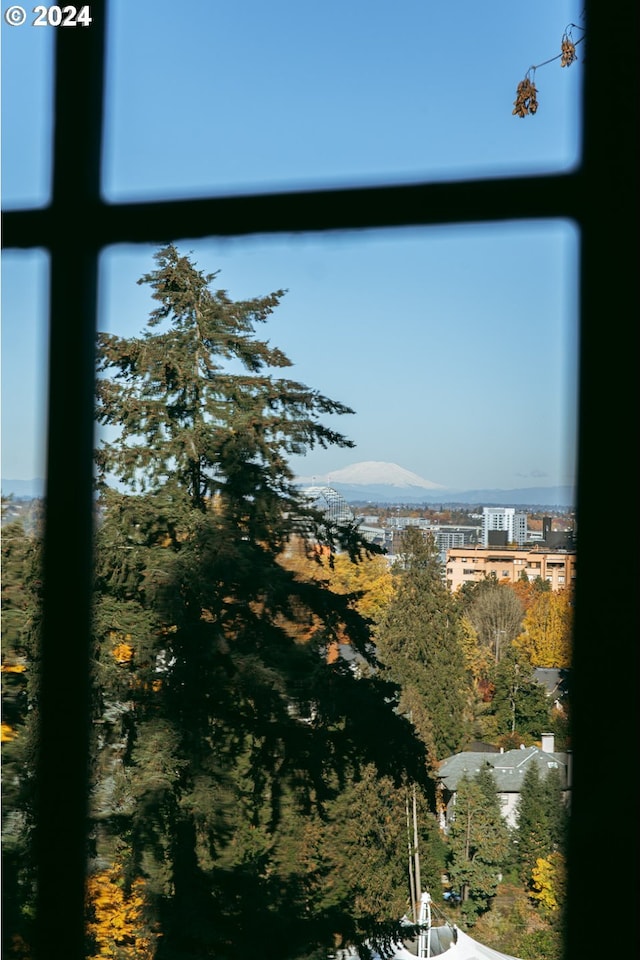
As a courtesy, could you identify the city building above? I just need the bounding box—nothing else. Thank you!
[481,506,528,546]
[445,545,576,592]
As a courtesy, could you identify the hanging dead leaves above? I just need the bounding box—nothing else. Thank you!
[512,23,582,117]
[560,34,577,68]
[512,76,538,118]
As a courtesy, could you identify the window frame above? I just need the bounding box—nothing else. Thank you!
[2,1,637,956]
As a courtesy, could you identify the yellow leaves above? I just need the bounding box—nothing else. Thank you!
[112,643,134,664]
[277,544,393,652]
[86,865,157,960]
[1,722,17,742]
[109,631,134,664]
[329,553,394,623]
[130,677,162,693]
[1,662,27,673]
[530,852,566,912]
[326,640,340,664]
[514,589,573,668]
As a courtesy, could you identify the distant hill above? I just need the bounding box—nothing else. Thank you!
[2,468,576,510]
[1,478,45,499]
[320,482,575,508]
[434,486,576,508]
[295,462,575,509]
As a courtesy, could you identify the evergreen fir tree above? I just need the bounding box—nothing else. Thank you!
[543,766,568,855]
[516,763,568,889]
[490,645,551,742]
[515,763,548,885]
[91,245,430,959]
[446,769,511,923]
[375,527,472,763]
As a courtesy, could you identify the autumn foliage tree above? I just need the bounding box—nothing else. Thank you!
[515,589,573,668]
[1,516,43,956]
[86,865,157,960]
[529,852,566,916]
[279,544,393,663]
[463,578,525,665]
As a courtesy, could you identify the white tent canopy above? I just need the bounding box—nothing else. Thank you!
[342,928,521,960]
[338,893,522,960]
[445,928,521,959]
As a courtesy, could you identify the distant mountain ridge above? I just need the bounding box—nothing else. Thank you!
[1,478,46,498]
[296,462,575,508]
[323,482,575,507]
[2,466,576,509]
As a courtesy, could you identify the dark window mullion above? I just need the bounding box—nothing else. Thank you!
[3,172,581,251]
[34,7,106,958]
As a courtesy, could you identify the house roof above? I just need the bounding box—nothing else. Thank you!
[437,745,570,794]
[533,667,570,701]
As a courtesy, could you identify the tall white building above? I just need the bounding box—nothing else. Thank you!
[481,506,528,546]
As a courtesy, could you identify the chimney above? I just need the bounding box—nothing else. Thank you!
[541,732,555,753]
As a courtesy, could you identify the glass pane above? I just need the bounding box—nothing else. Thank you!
[91,225,577,954]
[1,251,49,495]
[1,251,49,949]
[103,0,584,201]
[100,224,578,497]
[1,24,54,208]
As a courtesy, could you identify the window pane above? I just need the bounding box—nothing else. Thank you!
[103,0,583,202]
[1,251,49,947]
[1,26,54,209]
[1,251,49,496]
[99,223,578,498]
[91,226,578,953]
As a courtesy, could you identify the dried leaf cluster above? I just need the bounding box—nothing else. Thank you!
[512,77,538,118]
[512,22,583,116]
[560,35,577,67]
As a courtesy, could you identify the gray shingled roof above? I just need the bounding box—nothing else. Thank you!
[533,667,570,700]
[438,745,570,793]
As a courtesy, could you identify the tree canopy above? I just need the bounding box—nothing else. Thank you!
[375,528,472,763]
[446,768,511,923]
[514,590,573,668]
[89,245,432,959]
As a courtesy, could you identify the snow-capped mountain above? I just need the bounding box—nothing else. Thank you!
[325,461,444,490]
[295,462,575,507]
[295,461,447,502]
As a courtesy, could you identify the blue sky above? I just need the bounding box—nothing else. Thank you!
[2,1,583,492]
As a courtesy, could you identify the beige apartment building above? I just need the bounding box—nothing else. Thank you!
[445,545,576,592]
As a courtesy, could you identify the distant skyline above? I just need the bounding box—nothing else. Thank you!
[2,1,582,492]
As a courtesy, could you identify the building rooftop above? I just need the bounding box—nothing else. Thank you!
[438,744,571,793]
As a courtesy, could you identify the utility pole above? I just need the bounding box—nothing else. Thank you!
[412,784,422,914]
[406,791,417,922]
